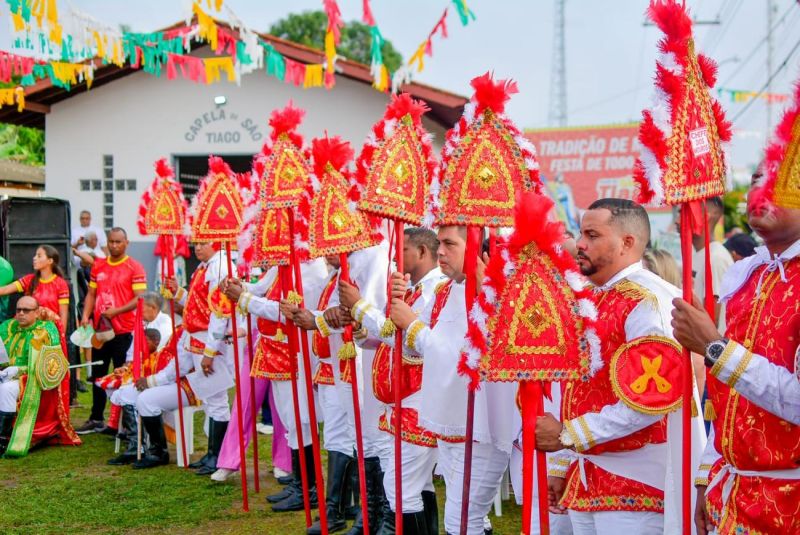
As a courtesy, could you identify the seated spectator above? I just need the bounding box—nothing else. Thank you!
[72,210,108,256]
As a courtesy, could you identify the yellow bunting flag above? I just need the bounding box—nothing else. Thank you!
[324,30,335,76]
[409,44,426,72]
[204,57,235,84]
[303,64,324,88]
[50,62,94,89]
[0,87,25,112]
[193,2,218,51]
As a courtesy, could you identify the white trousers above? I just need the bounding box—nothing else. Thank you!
[136,383,190,418]
[272,378,312,449]
[110,384,139,407]
[319,382,354,455]
[438,440,510,535]
[382,438,438,513]
[0,380,19,412]
[190,349,232,422]
[568,510,663,535]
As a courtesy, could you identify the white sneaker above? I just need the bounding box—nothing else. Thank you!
[256,423,273,435]
[210,468,237,482]
[274,467,290,478]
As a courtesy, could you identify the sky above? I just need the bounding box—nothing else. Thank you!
[2,0,799,176]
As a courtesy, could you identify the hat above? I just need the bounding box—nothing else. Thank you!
[69,324,95,349]
[259,102,312,210]
[750,80,800,211]
[633,0,732,206]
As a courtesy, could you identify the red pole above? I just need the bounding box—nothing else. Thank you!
[246,312,260,493]
[339,252,370,535]
[287,209,329,534]
[279,265,313,528]
[392,220,404,534]
[679,206,694,533]
[224,242,250,512]
[459,226,482,534]
[163,236,188,468]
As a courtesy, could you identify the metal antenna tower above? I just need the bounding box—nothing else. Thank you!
[548,0,567,127]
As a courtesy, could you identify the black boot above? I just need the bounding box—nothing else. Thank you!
[195,419,229,475]
[377,507,395,535]
[307,450,352,534]
[421,491,439,535]
[108,405,140,465]
[268,448,301,503]
[402,511,429,535]
[344,454,360,520]
[273,444,319,512]
[0,411,16,455]
[132,416,169,469]
[346,456,385,535]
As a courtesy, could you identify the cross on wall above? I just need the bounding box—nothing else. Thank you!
[78,155,137,231]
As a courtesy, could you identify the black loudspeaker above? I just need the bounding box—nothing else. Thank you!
[0,197,70,240]
[3,240,72,283]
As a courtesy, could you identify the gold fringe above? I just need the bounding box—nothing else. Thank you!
[691,398,699,418]
[704,399,716,421]
[338,341,357,361]
[379,319,397,338]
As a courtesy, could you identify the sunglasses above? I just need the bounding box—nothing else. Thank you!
[15,307,37,314]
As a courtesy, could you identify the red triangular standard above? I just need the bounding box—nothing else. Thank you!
[752,80,800,210]
[300,135,381,258]
[190,156,245,243]
[137,159,187,236]
[433,72,541,228]
[356,93,436,225]
[260,102,312,209]
[460,192,600,389]
[633,0,732,206]
[252,207,291,267]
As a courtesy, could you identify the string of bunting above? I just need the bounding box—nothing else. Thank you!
[717,87,789,104]
[0,0,475,110]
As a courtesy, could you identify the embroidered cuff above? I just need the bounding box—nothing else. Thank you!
[174,287,187,302]
[710,341,752,388]
[352,299,372,325]
[694,463,712,487]
[315,314,332,338]
[561,417,594,453]
[237,292,254,316]
[547,455,572,478]
[202,347,218,358]
[405,320,426,353]
[352,324,368,341]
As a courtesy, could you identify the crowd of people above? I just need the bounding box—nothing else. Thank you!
[0,175,793,535]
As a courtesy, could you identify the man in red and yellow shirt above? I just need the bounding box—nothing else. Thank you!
[77,227,146,433]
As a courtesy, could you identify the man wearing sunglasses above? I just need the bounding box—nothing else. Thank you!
[0,296,64,457]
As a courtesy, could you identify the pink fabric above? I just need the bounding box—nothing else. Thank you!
[269,381,292,473]
[217,373,267,471]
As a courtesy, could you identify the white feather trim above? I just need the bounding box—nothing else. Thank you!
[515,135,538,156]
[524,157,540,171]
[383,118,397,138]
[503,261,515,277]
[577,298,598,321]
[462,101,476,125]
[586,328,603,374]
[469,302,489,335]
[483,285,496,305]
[658,52,683,75]
[640,146,665,205]
[463,345,482,371]
[650,87,673,138]
[565,270,586,292]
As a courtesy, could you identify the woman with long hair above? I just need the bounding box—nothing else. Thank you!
[0,244,80,448]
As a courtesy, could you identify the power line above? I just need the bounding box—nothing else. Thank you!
[706,0,746,54]
[731,36,800,124]
[719,1,797,87]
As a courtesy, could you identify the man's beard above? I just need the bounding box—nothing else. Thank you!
[577,253,599,276]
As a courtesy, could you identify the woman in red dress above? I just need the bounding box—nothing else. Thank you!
[0,245,80,447]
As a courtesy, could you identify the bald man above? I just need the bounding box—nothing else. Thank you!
[536,199,704,535]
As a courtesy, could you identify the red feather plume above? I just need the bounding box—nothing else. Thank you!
[384,92,429,123]
[311,134,354,177]
[269,101,305,146]
[470,71,519,115]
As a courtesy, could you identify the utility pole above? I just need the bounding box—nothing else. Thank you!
[548,0,567,127]
[766,0,775,134]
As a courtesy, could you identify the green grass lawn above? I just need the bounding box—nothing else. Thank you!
[0,389,522,534]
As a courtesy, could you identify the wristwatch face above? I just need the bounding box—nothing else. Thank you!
[707,341,727,362]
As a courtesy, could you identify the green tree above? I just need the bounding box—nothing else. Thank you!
[0,123,44,166]
[269,11,403,73]
[723,185,750,233]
